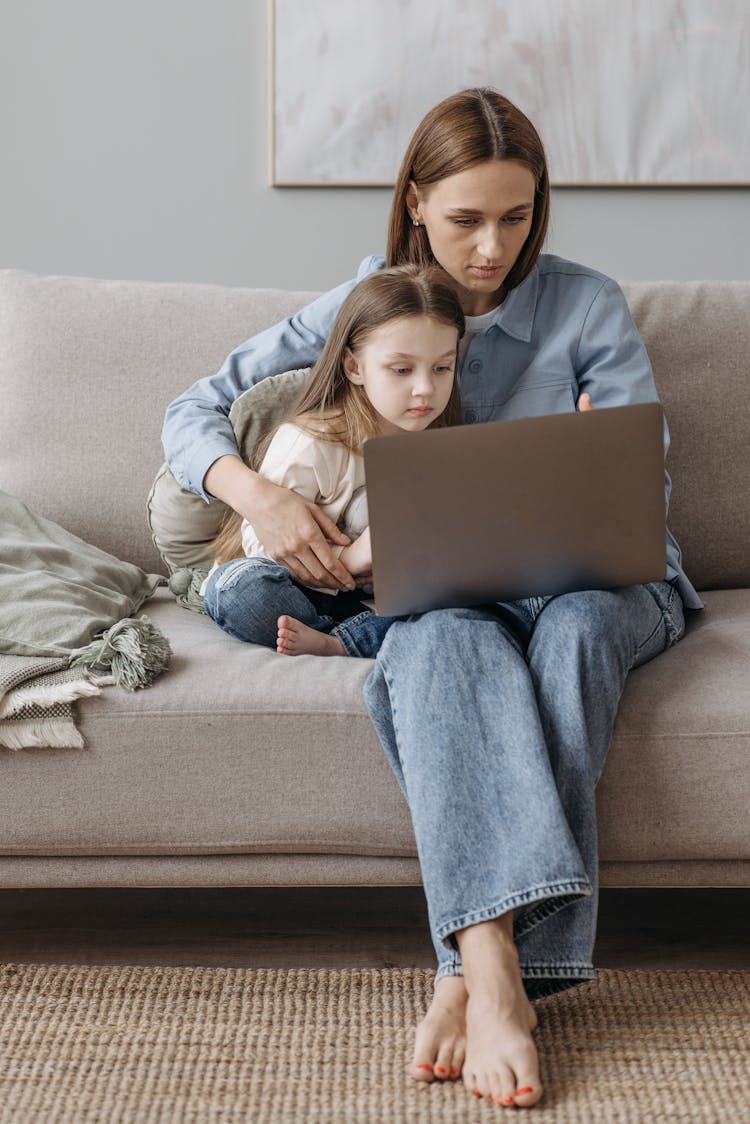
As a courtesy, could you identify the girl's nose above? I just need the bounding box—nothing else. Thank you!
[412,370,434,396]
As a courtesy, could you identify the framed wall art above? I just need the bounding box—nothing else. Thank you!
[270,0,750,187]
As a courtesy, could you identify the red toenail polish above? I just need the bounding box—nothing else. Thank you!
[504,1095,514,1104]
[416,1063,433,1071]
[472,1090,482,1098]
[435,1066,446,1074]
[450,1068,459,1077]
[516,1086,533,1095]
[496,1096,505,1105]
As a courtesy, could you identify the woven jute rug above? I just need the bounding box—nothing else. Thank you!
[0,964,747,1123]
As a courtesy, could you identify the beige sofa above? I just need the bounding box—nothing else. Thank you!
[0,268,748,892]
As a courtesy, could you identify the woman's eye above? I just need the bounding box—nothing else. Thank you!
[453,218,476,227]
[435,365,454,374]
[391,366,410,375]
[504,215,526,225]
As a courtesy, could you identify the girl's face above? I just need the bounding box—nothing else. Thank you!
[344,314,458,436]
[407,159,536,316]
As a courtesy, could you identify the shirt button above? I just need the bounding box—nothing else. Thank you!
[469,359,483,373]
[465,409,477,423]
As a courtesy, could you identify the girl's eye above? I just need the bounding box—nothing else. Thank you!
[453,218,477,227]
[391,366,411,375]
[504,215,527,225]
[435,365,454,374]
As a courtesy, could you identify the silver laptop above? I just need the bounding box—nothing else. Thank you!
[363,402,667,616]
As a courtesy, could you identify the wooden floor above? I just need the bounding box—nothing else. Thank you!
[0,887,747,971]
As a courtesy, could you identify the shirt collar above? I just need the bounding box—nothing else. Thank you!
[485,264,539,343]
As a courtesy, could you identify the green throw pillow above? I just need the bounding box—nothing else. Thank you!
[147,367,313,572]
[0,490,165,658]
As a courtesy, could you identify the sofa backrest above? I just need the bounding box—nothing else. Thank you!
[621,280,749,591]
[0,271,317,575]
[1,269,748,589]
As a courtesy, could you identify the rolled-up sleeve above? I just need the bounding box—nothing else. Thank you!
[575,279,659,409]
[161,255,384,499]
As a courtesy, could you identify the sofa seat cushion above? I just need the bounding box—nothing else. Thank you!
[0,590,747,865]
[598,588,750,861]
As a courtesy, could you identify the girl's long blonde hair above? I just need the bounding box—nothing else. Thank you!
[212,264,465,563]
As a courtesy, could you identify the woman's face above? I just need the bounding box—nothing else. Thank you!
[408,159,536,316]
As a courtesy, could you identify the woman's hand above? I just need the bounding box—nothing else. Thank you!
[339,526,372,581]
[204,456,355,590]
[577,392,595,411]
[249,477,357,590]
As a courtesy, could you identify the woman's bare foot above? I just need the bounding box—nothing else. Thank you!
[276,616,346,656]
[411,975,468,1083]
[457,916,543,1108]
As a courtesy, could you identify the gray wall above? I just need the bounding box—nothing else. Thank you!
[2,0,748,291]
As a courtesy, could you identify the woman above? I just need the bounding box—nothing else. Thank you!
[162,89,701,1110]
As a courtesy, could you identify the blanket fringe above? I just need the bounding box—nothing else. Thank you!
[70,616,171,691]
[0,676,102,720]
[168,567,210,613]
[0,719,85,750]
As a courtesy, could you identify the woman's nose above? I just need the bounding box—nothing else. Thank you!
[477,223,503,261]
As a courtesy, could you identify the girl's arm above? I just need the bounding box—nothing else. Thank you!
[161,256,384,500]
[339,526,372,579]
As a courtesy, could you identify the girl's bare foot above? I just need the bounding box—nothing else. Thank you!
[276,616,346,656]
[457,917,543,1108]
[411,975,468,1083]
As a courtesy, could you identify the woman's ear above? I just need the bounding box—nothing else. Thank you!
[406,180,422,225]
[343,348,363,384]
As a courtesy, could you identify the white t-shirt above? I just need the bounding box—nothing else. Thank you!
[458,307,498,366]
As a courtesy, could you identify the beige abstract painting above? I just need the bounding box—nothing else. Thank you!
[271,0,750,186]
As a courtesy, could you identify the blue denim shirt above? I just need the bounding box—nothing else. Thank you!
[162,253,702,609]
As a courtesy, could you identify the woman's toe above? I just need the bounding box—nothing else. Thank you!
[491,1065,517,1107]
[513,1079,543,1107]
[411,1060,435,1082]
[449,1043,465,1080]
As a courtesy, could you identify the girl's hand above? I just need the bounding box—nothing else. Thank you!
[339,526,372,580]
[577,392,595,411]
[249,477,356,591]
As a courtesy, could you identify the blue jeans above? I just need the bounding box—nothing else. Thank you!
[204,555,400,658]
[363,580,686,1000]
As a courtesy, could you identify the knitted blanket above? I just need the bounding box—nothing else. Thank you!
[0,491,171,750]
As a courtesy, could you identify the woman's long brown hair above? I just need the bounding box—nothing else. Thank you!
[211,264,465,563]
[387,87,550,293]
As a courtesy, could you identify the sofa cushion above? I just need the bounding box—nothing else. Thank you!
[622,281,750,590]
[0,590,747,868]
[147,368,313,572]
[0,270,317,574]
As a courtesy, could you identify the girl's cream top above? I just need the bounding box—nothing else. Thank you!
[241,423,369,586]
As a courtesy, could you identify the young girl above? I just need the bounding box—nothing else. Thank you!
[202,265,464,659]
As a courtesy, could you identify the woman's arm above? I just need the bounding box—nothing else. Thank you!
[574,278,659,409]
[161,257,385,500]
[573,278,690,589]
[238,426,361,591]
